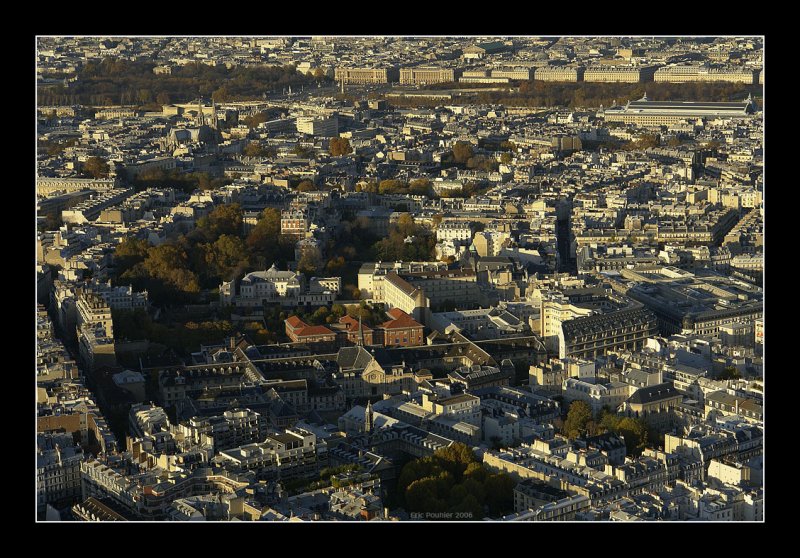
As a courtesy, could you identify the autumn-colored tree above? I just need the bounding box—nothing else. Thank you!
[356,181,378,193]
[325,255,346,275]
[394,213,416,237]
[328,137,353,157]
[203,234,248,281]
[212,85,230,103]
[196,203,243,241]
[130,243,202,298]
[241,111,271,128]
[243,142,274,158]
[156,92,171,105]
[83,156,110,178]
[378,179,407,195]
[408,178,432,196]
[297,247,322,275]
[452,141,474,164]
[114,237,150,276]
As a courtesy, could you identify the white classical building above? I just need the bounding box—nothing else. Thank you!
[220,264,339,308]
[436,221,475,244]
[562,377,630,414]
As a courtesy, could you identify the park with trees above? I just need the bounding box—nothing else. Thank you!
[561,400,654,457]
[37,58,327,107]
[395,443,516,519]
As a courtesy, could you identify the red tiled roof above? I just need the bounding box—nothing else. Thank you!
[285,316,307,329]
[387,308,405,320]
[339,315,373,332]
[381,309,423,330]
[296,325,335,337]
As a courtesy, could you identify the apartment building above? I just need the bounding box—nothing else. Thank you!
[399,67,457,85]
[534,66,585,82]
[654,65,756,84]
[335,67,399,84]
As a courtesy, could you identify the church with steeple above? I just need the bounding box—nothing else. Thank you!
[161,97,221,154]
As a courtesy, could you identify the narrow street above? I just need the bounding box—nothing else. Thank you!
[556,216,577,274]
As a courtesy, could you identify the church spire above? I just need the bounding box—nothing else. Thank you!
[197,96,205,127]
[365,399,374,435]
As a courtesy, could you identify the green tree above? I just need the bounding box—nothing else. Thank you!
[247,208,281,254]
[563,400,592,439]
[406,478,446,512]
[204,234,248,281]
[616,417,648,457]
[331,303,346,318]
[292,144,315,158]
[718,366,742,380]
[196,203,243,241]
[310,306,330,325]
[484,473,515,517]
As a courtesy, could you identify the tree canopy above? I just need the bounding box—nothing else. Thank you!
[82,156,110,179]
[329,137,353,157]
[563,400,593,439]
[38,58,325,106]
[242,141,277,158]
[452,141,474,165]
[396,443,515,519]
